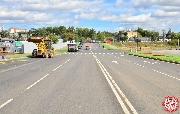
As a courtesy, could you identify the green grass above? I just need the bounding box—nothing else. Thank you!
[102,43,117,50]
[128,52,180,63]
[3,48,68,60]
[5,54,32,59]
[55,48,68,54]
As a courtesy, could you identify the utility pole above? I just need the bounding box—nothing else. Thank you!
[162,29,166,42]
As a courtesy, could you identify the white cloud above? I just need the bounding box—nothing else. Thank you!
[0,0,180,32]
[161,6,180,11]
[152,10,180,17]
[133,0,180,8]
[120,14,152,23]
[77,13,97,20]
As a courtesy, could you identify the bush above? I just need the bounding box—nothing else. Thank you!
[169,39,178,46]
[52,35,59,44]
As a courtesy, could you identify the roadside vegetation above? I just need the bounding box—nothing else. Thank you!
[111,42,176,51]
[5,54,32,59]
[128,52,180,63]
[103,42,180,64]
[55,48,68,54]
[101,43,118,50]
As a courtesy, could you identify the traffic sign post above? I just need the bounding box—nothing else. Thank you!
[2,56,7,61]
[135,38,141,53]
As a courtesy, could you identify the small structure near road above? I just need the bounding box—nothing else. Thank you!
[0,38,15,53]
[105,40,111,44]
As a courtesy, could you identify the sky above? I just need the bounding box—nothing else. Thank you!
[0,0,180,34]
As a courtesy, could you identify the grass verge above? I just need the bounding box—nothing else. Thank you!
[55,47,68,54]
[128,52,180,64]
[102,43,118,50]
[5,54,32,59]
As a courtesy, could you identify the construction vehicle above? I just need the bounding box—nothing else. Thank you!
[27,36,55,58]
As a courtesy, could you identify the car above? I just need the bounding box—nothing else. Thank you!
[79,42,83,47]
[78,45,81,49]
[67,43,77,52]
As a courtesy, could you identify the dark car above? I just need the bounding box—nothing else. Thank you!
[78,45,81,49]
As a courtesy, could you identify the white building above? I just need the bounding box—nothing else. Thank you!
[9,27,29,33]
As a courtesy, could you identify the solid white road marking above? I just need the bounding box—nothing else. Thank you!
[93,55,138,114]
[0,99,13,109]
[94,57,130,114]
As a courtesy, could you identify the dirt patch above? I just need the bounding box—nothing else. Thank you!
[0,53,15,56]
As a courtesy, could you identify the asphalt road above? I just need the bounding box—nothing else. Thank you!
[0,43,179,114]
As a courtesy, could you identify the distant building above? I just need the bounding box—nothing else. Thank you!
[31,28,36,31]
[128,37,151,42]
[9,27,29,33]
[127,31,138,39]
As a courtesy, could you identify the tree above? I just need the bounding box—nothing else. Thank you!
[0,30,9,38]
[53,26,60,35]
[82,28,89,38]
[64,32,74,42]
[89,28,96,40]
[37,27,48,36]
[96,32,105,41]
[58,26,66,36]
[76,28,83,38]
[166,28,172,39]
[66,26,75,33]
[46,27,53,33]
[51,35,59,44]
[137,32,142,38]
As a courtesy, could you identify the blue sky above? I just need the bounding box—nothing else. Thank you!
[1,0,180,34]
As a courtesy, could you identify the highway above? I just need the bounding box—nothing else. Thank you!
[0,43,179,114]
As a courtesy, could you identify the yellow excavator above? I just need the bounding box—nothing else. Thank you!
[27,36,55,58]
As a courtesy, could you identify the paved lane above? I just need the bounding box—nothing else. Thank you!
[0,43,179,114]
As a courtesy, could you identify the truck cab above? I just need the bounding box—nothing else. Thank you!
[67,43,77,52]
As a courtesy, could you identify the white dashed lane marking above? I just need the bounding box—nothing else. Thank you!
[110,54,179,82]
[0,99,13,109]
[0,59,71,110]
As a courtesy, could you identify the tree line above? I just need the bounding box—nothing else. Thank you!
[0,26,179,45]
